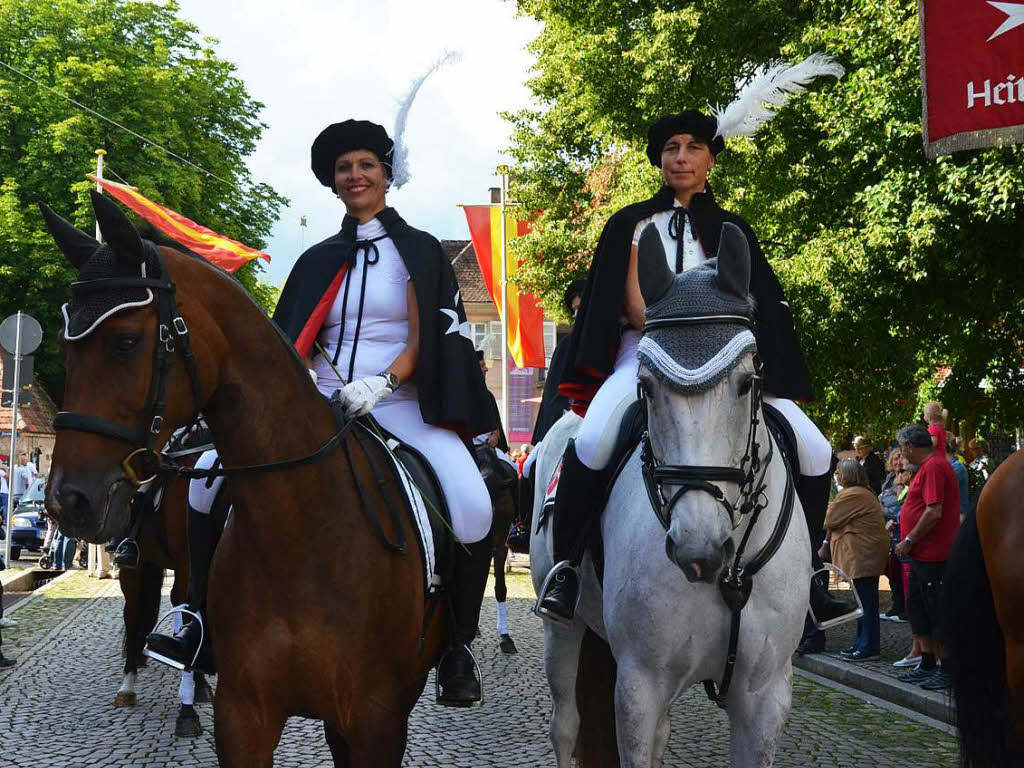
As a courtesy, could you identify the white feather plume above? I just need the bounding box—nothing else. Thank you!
[389,50,461,190]
[711,52,845,140]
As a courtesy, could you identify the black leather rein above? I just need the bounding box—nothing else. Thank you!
[53,246,352,486]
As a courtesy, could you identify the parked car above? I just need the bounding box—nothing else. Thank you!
[10,477,47,560]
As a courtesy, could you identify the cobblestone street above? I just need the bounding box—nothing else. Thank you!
[0,568,959,767]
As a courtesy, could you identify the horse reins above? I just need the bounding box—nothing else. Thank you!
[53,244,354,486]
[638,313,794,707]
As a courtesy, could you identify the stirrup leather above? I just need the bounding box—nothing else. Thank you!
[809,564,864,630]
[143,605,205,671]
[435,644,483,708]
[533,560,579,626]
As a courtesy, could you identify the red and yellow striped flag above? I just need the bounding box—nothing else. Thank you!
[89,176,270,273]
[462,206,545,369]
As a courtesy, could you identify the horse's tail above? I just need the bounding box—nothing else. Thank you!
[946,509,1022,766]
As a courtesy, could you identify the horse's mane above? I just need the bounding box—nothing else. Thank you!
[136,223,312,377]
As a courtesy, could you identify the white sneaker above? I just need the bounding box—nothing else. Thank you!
[0,617,16,628]
[893,655,921,668]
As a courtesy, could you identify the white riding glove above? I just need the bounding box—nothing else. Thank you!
[338,375,393,417]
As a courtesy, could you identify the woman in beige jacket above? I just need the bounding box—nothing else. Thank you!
[822,459,890,660]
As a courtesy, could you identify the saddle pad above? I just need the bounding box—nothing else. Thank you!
[357,423,446,594]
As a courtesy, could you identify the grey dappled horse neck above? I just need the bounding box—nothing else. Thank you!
[636,221,757,394]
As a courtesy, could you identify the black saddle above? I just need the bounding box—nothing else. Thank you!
[357,417,454,589]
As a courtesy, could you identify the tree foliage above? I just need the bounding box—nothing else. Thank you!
[0,0,285,402]
[506,0,1024,438]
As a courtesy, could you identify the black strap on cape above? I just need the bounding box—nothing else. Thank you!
[667,207,694,273]
[330,234,388,383]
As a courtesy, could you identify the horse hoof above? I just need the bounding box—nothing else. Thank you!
[175,712,203,738]
[498,634,518,654]
[113,691,137,708]
[194,678,214,704]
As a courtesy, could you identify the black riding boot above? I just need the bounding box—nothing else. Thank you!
[437,537,492,706]
[144,503,220,672]
[535,440,605,624]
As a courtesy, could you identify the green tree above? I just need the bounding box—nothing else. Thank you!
[0,0,285,402]
[506,0,1024,438]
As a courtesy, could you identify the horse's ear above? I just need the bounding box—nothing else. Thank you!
[38,203,99,269]
[715,222,751,299]
[90,189,145,267]
[637,223,673,305]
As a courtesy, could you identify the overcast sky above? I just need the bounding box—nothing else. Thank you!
[170,0,540,287]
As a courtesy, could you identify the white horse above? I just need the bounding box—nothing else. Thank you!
[531,222,811,767]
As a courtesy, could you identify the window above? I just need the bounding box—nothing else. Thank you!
[488,321,503,360]
[470,322,489,353]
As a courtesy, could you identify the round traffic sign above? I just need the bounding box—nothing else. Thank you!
[0,313,43,355]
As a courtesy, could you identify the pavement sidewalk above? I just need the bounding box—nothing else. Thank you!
[793,591,955,724]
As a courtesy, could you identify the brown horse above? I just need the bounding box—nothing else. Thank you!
[44,193,446,767]
[946,448,1024,766]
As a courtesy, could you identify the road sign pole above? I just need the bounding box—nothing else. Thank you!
[5,312,23,566]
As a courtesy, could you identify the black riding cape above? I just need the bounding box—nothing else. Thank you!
[273,207,496,437]
[531,333,572,443]
[560,185,814,406]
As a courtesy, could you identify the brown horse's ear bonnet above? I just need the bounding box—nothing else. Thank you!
[41,190,162,341]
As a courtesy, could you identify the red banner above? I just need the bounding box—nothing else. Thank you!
[89,176,270,272]
[920,0,1024,157]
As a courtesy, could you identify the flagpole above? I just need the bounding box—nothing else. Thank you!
[4,312,23,566]
[94,149,106,242]
[497,165,510,435]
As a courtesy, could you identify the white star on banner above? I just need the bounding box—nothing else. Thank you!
[988,1,1024,41]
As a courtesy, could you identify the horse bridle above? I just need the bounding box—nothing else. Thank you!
[637,312,795,707]
[54,244,354,487]
[639,315,772,534]
[54,245,205,487]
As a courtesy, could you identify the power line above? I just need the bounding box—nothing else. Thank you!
[0,56,303,224]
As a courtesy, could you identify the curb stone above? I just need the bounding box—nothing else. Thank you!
[794,651,955,725]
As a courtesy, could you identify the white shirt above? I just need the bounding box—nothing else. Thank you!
[13,463,34,496]
[314,217,413,398]
[632,198,707,273]
[0,468,8,495]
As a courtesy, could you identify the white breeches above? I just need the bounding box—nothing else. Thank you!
[187,400,492,544]
[575,330,642,471]
[573,329,832,478]
[375,395,493,544]
[522,446,538,478]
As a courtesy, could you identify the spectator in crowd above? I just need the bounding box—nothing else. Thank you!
[895,423,960,690]
[879,448,909,621]
[922,401,947,455]
[966,437,991,506]
[0,466,8,520]
[822,460,890,661]
[11,452,36,504]
[50,529,78,571]
[0,515,14,633]
[945,431,969,520]
[854,436,886,494]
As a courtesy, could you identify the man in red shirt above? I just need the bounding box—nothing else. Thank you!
[894,423,960,690]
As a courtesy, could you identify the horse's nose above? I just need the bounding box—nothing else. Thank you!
[665,535,724,583]
[53,484,92,533]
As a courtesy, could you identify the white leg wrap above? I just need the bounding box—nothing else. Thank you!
[118,671,137,695]
[496,601,509,635]
[188,450,224,514]
[179,670,195,706]
[763,396,833,477]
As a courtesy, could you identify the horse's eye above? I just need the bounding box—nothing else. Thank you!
[737,377,753,397]
[112,334,141,355]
